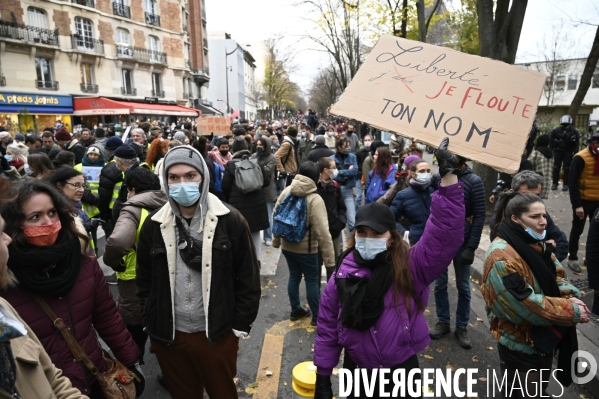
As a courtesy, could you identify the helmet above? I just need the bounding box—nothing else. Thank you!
[560,115,573,125]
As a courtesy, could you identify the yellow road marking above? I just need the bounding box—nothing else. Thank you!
[253,318,313,399]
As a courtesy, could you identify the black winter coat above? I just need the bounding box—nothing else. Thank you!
[307,145,334,163]
[136,202,261,345]
[98,161,123,220]
[316,180,347,239]
[68,141,86,165]
[222,150,271,232]
[355,148,370,174]
[586,209,599,289]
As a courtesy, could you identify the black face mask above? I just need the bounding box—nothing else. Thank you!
[220,150,229,156]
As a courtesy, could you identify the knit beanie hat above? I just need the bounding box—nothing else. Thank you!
[105,136,123,150]
[314,135,326,145]
[163,145,204,177]
[404,155,420,169]
[113,145,137,159]
[14,133,25,141]
[173,132,187,142]
[231,137,248,153]
[54,128,71,141]
[287,127,298,137]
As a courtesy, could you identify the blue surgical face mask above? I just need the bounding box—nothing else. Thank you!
[328,132,334,137]
[4,155,12,163]
[518,219,546,241]
[115,132,121,137]
[301,132,307,138]
[24,163,33,175]
[355,237,388,260]
[416,172,431,183]
[169,182,201,206]
[328,168,338,179]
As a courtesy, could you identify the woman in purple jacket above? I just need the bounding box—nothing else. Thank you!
[314,138,465,398]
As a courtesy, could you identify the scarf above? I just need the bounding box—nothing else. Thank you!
[0,342,16,397]
[409,178,431,190]
[497,220,577,387]
[82,154,105,167]
[7,231,81,298]
[590,142,599,176]
[336,249,394,331]
[536,146,553,159]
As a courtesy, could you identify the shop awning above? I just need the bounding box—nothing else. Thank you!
[73,97,199,117]
[194,102,224,116]
[0,105,73,114]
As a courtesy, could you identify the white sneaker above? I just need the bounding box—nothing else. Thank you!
[265,241,272,246]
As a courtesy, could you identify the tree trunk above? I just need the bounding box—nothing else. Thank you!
[401,0,408,38]
[568,25,599,119]
[416,0,426,42]
[474,0,528,220]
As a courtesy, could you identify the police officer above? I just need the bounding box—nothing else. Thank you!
[550,115,580,192]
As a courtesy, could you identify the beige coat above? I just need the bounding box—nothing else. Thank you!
[274,137,298,174]
[0,298,87,399]
[272,175,335,267]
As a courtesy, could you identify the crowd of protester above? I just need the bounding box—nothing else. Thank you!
[0,111,595,398]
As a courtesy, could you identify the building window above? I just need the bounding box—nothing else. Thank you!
[567,75,577,90]
[35,57,56,89]
[116,28,131,56]
[544,77,553,91]
[182,8,187,31]
[148,35,161,62]
[555,75,565,91]
[151,73,163,97]
[75,17,94,49]
[145,0,160,26]
[122,69,135,95]
[80,63,97,92]
[27,7,48,29]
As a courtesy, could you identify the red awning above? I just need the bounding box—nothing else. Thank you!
[73,97,199,117]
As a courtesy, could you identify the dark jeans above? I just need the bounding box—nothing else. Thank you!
[434,246,471,327]
[568,200,599,261]
[127,324,148,364]
[283,250,320,317]
[343,350,421,398]
[498,344,553,398]
[552,150,573,186]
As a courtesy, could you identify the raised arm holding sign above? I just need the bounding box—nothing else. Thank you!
[330,36,545,174]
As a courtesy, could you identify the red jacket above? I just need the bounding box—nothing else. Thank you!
[1,255,140,395]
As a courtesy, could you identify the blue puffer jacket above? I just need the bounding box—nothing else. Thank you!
[390,182,434,244]
[432,164,486,251]
[365,164,398,204]
[331,152,358,188]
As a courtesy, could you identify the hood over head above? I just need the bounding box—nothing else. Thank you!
[256,135,272,156]
[161,145,210,222]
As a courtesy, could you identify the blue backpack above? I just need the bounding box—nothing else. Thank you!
[273,193,312,250]
[213,162,224,193]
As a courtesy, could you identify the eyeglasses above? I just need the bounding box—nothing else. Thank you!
[65,182,86,190]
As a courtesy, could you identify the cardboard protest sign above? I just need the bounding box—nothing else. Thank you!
[330,36,546,173]
[198,116,231,136]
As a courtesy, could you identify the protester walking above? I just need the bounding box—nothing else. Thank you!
[550,115,580,191]
[332,136,359,232]
[252,136,277,246]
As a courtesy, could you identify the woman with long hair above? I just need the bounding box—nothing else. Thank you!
[365,146,397,204]
[390,158,434,246]
[27,153,54,179]
[52,150,75,168]
[145,138,170,170]
[0,179,143,398]
[314,139,465,398]
[6,142,28,175]
[482,192,589,397]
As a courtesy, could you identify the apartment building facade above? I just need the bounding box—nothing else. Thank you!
[0,0,209,132]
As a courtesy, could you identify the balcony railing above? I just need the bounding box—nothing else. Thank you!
[0,21,59,46]
[112,2,131,18]
[145,12,160,27]
[71,35,104,55]
[115,44,167,64]
[80,83,98,93]
[152,90,165,98]
[121,87,137,96]
[71,0,95,7]
[190,67,209,76]
[36,80,59,90]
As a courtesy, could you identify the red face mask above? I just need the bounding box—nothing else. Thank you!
[23,218,62,247]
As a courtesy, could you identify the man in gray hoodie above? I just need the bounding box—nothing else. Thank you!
[136,145,260,399]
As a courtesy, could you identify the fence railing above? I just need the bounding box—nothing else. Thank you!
[71,35,104,55]
[71,0,95,7]
[36,80,59,90]
[80,83,98,93]
[121,87,137,96]
[115,44,167,64]
[0,21,59,46]
[152,90,165,98]
[112,2,131,18]
[145,12,160,26]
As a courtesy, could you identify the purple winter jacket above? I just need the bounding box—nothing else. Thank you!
[314,182,465,375]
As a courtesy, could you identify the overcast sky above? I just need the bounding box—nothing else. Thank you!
[205,0,598,96]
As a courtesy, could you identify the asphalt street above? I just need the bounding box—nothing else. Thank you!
[96,152,597,398]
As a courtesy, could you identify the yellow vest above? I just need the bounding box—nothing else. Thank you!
[74,163,101,218]
[576,147,599,201]
[106,160,124,210]
[116,208,149,281]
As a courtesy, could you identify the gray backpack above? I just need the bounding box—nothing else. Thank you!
[234,155,263,194]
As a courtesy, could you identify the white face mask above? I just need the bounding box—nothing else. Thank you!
[363,141,372,148]
[416,173,431,183]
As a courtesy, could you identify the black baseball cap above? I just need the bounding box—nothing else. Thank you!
[354,203,396,233]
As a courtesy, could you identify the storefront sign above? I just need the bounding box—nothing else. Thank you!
[0,92,72,107]
[198,116,231,135]
[330,36,545,173]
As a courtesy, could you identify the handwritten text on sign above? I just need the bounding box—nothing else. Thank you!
[198,116,231,135]
[330,36,545,173]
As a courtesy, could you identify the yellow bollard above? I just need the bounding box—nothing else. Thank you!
[292,361,317,398]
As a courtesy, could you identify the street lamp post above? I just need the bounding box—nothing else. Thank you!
[224,47,237,117]
[217,99,231,116]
